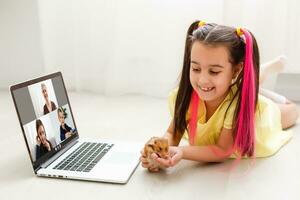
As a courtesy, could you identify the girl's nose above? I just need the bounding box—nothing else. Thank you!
[197,73,210,85]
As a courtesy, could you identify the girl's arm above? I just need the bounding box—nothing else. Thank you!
[155,127,234,167]
[163,120,182,146]
[180,127,234,162]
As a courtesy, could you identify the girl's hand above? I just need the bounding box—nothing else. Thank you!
[36,136,41,146]
[66,132,72,138]
[153,146,183,168]
[139,150,160,172]
[44,141,51,151]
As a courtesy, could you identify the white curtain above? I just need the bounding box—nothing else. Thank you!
[222,0,300,73]
[0,0,43,89]
[1,0,299,96]
[37,0,223,97]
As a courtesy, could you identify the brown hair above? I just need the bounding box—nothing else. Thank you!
[173,21,260,150]
[36,119,45,134]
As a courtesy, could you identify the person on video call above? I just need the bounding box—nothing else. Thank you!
[57,107,73,141]
[41,83,57,114]
[35,119,53,160]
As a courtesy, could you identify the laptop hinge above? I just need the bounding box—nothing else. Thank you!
[40,139,79,169]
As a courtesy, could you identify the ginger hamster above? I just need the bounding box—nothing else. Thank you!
[144,137,169,168]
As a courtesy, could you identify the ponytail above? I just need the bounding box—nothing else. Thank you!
[233,28,257,157]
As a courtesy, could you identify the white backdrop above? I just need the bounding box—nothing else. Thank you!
[0,0,299,97]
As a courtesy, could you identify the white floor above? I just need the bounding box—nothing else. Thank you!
[0,90,299,200]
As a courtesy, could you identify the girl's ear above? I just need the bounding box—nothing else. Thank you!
[233,62,243,79]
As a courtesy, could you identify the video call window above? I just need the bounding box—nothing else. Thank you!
[13,77,77,162]
[29,80,58,118]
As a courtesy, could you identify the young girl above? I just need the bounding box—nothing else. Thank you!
[57,107,74,141]
[36,119,53,160]
[140,21,299,172]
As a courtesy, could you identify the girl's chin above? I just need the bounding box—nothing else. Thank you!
[200,97,216,102]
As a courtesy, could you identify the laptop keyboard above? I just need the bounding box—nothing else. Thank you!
[53,142,114,172]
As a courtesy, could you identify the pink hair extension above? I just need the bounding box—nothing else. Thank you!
[234,28,256,158]
[188,90,199,145]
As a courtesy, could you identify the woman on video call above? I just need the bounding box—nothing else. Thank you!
[41,83,57,114]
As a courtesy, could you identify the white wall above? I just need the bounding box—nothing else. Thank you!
[223,0,300,73]
[0,0,299,96]
[0,0,44,89]
[37,0,223,97]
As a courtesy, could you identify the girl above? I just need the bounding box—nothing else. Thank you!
[140,21,299,172]
[35,119,53,160]
[57,107,74,141]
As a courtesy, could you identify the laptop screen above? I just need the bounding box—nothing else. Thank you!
[10,72,78,170]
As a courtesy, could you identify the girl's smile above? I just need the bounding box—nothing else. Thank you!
[199,86,214,92]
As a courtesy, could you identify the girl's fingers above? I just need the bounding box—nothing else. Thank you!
[169,158,177,167]
[151,153,158,159]
[140,160,149,167]
[140,155,150,168]
[140,156,147,162]
[156,157,171,168]
[140,150,146,158]
[141,162,149,168]
[141,162,150,168]
[148,167,160,172]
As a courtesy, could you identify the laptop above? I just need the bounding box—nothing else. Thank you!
[10,72,142,184]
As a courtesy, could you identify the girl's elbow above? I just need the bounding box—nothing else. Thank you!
[208,156,229,163]
[208,145,232,162]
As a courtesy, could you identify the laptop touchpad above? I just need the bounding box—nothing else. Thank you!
[106,152,137,165]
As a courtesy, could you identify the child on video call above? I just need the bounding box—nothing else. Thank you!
[140,20,299,172]
[36,119,53,159]
[57,107,74,141]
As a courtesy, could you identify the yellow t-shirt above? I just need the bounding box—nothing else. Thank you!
[168,86,293,158]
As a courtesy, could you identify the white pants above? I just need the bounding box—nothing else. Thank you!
[259,88,287,104]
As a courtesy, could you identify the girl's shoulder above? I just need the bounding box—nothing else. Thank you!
[168,87,179,117]
[168,87,179,98]
[168,87,179,105]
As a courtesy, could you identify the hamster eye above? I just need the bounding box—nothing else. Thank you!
[159,147,162,151]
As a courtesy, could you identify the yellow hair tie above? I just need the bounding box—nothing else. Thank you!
[236,27,243,36]
[198,21,206,28]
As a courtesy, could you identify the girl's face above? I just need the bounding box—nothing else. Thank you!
[190,41,241,106]
[37,125,47,145]
[58,111,65,125]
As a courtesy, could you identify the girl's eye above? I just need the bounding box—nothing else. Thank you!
[210,71,220,75]
[192,68,200,72]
